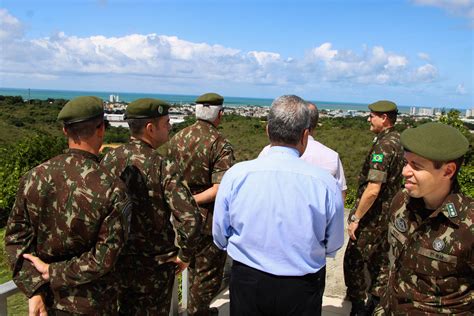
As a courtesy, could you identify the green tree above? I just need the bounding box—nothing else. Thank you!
[0,134,66,225]
[439,110,470,137]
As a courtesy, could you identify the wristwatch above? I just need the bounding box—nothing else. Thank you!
[350,214,360,223]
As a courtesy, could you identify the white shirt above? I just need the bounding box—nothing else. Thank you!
[259,135,347,191]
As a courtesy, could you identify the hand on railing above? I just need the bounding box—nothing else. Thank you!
[23,254,50,281]
[28,294,47,316]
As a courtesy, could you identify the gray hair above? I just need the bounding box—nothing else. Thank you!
[195,104,223,121]
[268,95,310,145]
[307,102,319,131]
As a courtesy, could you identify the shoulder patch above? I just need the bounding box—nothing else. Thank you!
[432,238,445,252]
[372,153,384,163]
[446,202,457,218]
[394,217,408,233]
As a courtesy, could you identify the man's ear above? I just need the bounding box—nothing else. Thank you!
[302,128,309,145]
[97,122,105,138]
[443,162,457,179]
[62,126,67,136]
[145,121,154,134]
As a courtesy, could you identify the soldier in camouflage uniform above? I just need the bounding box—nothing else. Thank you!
[101,98,202,315]
[373,122,473,315]
[167,93,234,316]
[4,96,131,315]
[343,100,404,315]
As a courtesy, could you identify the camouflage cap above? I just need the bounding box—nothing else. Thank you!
[57,96,104,124]
[401,122,469,161]
[125,98,170,119]
[196,93,224,106]
[368,100,397,113]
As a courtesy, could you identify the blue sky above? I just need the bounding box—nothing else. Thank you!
[0,0,472,108]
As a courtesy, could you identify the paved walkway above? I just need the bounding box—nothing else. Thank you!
[206,210,352,315]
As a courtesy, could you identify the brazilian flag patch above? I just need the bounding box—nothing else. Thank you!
[372,154,384,163]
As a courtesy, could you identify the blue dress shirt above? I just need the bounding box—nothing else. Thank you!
[213,146,344,276]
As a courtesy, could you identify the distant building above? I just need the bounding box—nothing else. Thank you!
[410,107,417,115]
[418,107,434,116]
[467,109,473,118]
[109,94,120,102]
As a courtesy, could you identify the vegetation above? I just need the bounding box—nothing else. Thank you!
[1,97,473,220]
[0,134,67,225]
[0,96,472,312]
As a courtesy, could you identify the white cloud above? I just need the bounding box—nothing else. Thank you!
[0,9,443,92]
[0,8,23,41]
[309,42,338,61]
[412,0,474,27]
[414,64,438,81]
[456,83,467,94]
[418,52,431,61]
[248,51,281,65]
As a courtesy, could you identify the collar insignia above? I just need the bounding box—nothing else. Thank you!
[394,217,408,233]
[446,203,457,218]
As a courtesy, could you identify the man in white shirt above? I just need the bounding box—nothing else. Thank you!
[259,102,347,201]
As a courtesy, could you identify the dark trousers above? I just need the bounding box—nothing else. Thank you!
[230,261,326,316]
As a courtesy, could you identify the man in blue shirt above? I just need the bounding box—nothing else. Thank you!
[213,95,344,316]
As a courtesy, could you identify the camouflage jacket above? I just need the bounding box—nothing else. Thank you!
[379,189,473,314]
[354,127,404,231]
[167,120,234,235]
[5,149,130,314]
[101,138,201,263]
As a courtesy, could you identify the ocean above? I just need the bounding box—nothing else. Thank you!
[0,87,414,113]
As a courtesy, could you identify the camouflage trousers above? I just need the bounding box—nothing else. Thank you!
[46,306,118,316]
[118,256,175,316]
[343,228,388,302]
[187,235,227,316]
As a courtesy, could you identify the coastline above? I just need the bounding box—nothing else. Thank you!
[0,87,414,113]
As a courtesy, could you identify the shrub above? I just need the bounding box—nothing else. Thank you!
[0,134,66,225]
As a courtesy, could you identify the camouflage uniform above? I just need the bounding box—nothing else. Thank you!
[344,127,404,302]
[101,138,202,316]
[5,148,130,315]
[167,119,234,316]
[375,189,474,315]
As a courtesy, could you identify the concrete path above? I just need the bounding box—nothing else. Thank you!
[207,210,352,315]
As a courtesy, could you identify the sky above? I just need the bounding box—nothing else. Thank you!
[0,0,472,108]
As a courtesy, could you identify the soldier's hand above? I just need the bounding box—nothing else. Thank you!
[347,221,359,241]
[169,256,189,275]
[23,254,50,281]
[28,294,48,316]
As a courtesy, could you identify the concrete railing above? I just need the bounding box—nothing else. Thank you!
[0,280,21,315]
[0,270,190,316]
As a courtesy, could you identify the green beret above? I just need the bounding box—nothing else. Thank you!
[125,98,170,119]
[401,122,469,161]
[196,93,224,106]
[368,100,397,113]
[57,96,104,124]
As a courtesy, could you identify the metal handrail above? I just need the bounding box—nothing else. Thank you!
[0,272,189,316]
[0,280,21,315]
